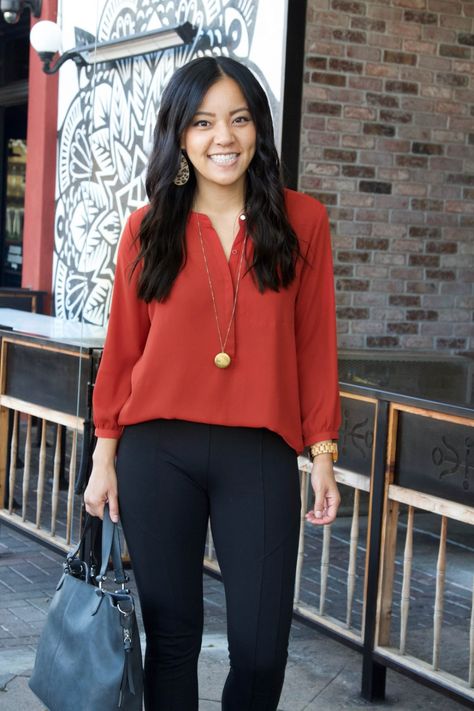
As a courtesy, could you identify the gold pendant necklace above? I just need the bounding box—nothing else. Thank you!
[214,352,231,368]
[196,214,247,369]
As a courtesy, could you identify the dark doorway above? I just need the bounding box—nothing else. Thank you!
[1,105,27,286]
[0,12,30,286]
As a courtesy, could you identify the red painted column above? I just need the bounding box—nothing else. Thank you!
[22,0,58,312]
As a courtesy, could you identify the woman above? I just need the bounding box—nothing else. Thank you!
[85,56,341,711]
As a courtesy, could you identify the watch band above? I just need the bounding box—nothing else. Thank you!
[309,440,338,463]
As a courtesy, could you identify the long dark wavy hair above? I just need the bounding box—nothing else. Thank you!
[135,56,301,302]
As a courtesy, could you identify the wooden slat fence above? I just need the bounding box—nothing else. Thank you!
[0,400,84,550]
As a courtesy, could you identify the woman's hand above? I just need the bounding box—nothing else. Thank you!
[305,453,340,526]
[83,438,120,522]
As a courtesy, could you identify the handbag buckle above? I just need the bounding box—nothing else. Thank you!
[97,577,130,596]
[114,572,130,586]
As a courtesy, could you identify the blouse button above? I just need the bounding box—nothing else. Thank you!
[231,249,238,255]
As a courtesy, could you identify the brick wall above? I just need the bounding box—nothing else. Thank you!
[300,0,474,353]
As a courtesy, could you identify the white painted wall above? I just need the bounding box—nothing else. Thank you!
[54,0,289,324]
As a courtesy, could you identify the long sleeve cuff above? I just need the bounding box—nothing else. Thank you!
[304,430,340,447]
[94,427,123,439]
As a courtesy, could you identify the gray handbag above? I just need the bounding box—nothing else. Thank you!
[29,506,143,710]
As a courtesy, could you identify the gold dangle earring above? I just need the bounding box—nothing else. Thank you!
[173,151,190,186]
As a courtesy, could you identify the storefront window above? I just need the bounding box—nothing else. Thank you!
[2,138,26,286]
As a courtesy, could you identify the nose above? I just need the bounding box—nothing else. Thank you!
[214,120,235,146]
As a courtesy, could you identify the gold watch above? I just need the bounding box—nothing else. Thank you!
[309,440,338,463]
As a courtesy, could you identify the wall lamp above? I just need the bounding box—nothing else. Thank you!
[30,21,198,74]
[1,0,41,24]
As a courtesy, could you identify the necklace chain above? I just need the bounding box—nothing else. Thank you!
[196,214,247,366]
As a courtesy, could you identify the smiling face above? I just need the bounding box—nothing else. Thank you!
[181,75,257,197]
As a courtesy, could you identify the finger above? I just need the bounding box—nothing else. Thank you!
[84,496,106,520]
[107,493,120,523]
[326,489,341,516]
[325,497,340,521]
[313,488,326,520]
[306,507,328,522]
[88,507,104,520]
[305,509,334,526]
[306,491,340,525]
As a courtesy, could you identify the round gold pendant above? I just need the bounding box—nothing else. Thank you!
[214,352,231,368]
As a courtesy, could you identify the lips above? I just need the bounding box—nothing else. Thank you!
[208,153,239,165]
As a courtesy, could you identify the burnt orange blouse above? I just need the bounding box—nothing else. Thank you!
[93,188,341,454]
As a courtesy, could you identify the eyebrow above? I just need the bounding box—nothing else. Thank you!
[193,107,250,117]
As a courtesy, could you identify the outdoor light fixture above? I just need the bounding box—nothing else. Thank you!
[1,0,41,24]
[30,21,198,74]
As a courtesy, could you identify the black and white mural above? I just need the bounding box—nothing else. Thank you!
[54,0,290,324]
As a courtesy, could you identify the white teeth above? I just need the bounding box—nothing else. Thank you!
[209,153,238,165]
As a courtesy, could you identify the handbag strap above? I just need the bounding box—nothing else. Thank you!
[67,506,128,586]
[67,513,94,563]
[98,504,128,585]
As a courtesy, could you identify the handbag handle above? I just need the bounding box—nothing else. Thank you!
[67,506,128,586]
[97,504,128,586]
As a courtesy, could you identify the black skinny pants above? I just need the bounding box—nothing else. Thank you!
[116,419,301,711]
